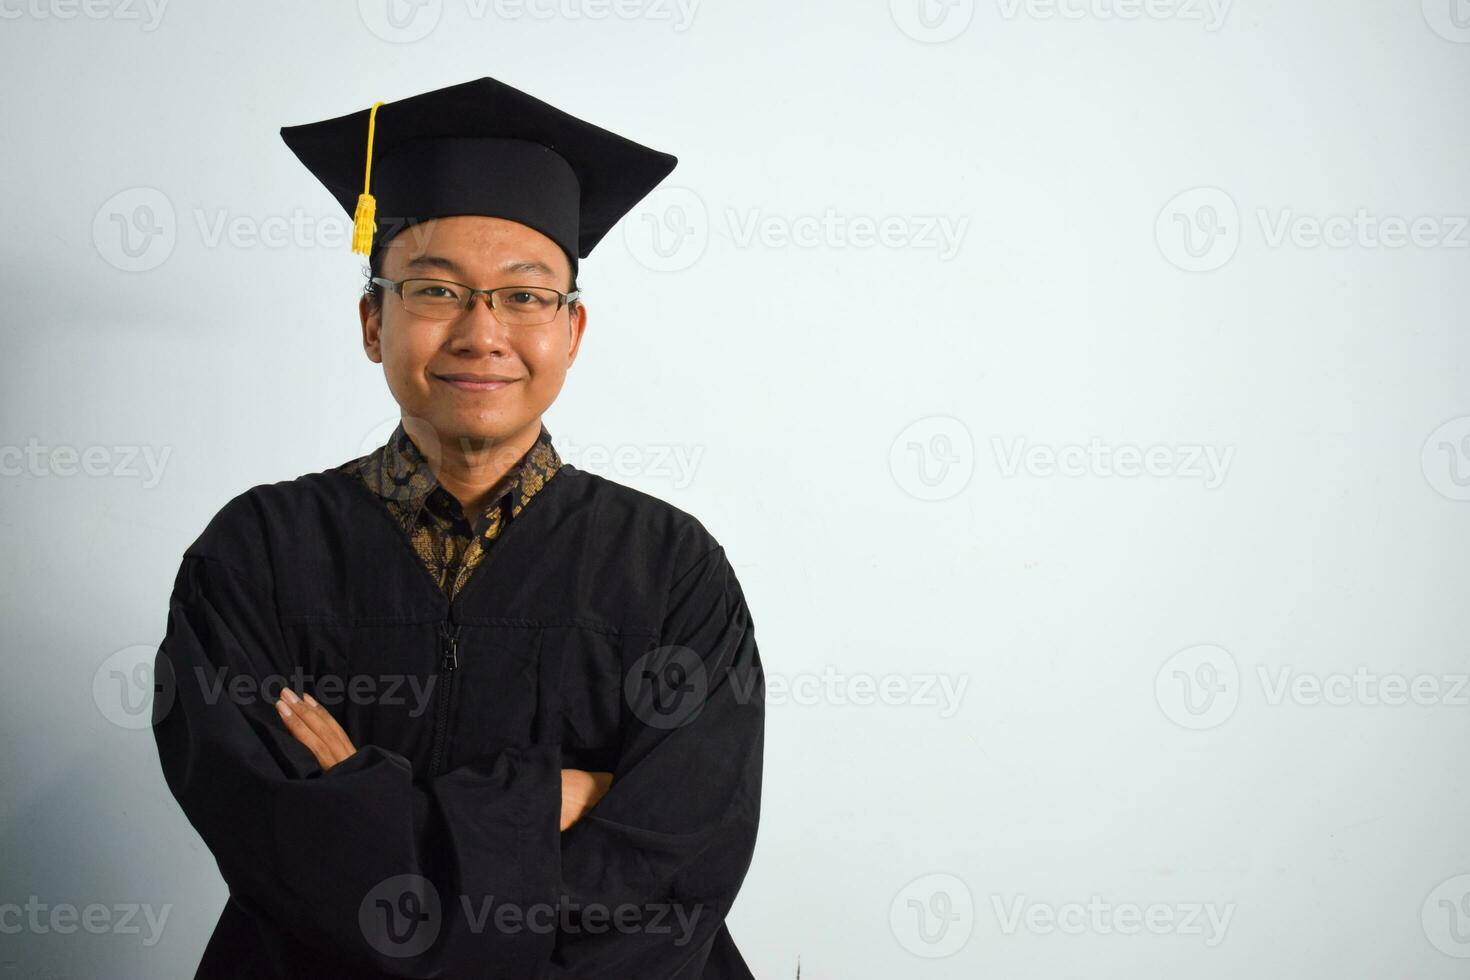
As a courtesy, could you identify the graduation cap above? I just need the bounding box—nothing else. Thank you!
[279,76,678,275]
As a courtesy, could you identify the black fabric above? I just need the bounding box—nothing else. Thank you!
[373,137,581,270]
[279,76,679,273]
[152,463,763,978]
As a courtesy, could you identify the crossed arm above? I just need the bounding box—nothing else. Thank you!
[156,542,763,975]
[273,686,612,832]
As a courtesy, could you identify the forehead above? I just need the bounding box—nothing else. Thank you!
[381,215,570,280]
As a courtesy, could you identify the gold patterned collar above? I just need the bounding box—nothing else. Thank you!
[342,419,563,539]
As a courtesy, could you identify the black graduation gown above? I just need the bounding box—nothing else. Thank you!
[151,461,765,978]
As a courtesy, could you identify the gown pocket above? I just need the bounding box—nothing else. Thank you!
[442,624,645,773]
[445,624,545,765]
[538,625,636,772]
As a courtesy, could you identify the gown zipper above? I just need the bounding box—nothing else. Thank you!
[429,615,460,777]
[419,484,560,779]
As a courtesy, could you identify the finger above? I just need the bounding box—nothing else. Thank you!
[306,693,357,758]
[280,689,352,768]
[560,770,587,832]
[300,693,356,761]
[275,696,333,769]
[287,692,352,763]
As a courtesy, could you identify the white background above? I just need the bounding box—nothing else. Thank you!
[2,0,1469,977]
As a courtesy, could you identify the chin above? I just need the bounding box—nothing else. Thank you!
[443,410,532,442]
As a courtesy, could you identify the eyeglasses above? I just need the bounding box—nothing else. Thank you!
[369,277,582,326]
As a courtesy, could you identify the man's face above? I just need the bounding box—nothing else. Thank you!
[360,214,586,451]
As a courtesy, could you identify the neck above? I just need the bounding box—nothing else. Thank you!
[402,416,542,520]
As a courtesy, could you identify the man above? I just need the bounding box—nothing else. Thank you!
[152,76,765,979]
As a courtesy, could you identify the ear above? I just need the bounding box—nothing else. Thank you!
[360,294,383,364]
[565,300,588,368]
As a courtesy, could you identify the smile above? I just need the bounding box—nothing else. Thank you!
[434,375,520,392]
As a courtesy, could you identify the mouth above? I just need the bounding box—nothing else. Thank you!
[433,373,522,392]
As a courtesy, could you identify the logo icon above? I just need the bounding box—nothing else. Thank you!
[1155,643,1239,730]
[359,0,443,42]
[623,186,708,272]
[890,872,974,957]
[1423,0,1470,42]
[1423,874,1470,957]
[94,643,175,730]
[360,874,442,958]
[93,187,176,272]
[1422,416,1470,501]
[889,416,974,502]
[890,0,975,43]
[625,645,708,729]
[1156,187,1239,272]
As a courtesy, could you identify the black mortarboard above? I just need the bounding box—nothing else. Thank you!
[279,76,678,275]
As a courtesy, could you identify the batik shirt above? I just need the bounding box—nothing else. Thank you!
[334,420,562,599]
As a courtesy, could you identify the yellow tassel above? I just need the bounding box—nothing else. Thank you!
[350,100,386,256]
[351,192,376,255]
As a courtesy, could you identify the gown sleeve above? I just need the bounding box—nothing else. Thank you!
[548,544,766,978]
[153,549,564,978]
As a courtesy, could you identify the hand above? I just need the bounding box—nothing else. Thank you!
[560,769,612,832]
[274,688,357,771]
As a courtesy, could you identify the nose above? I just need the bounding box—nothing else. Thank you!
[447,292,514,354]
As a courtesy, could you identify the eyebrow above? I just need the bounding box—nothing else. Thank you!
[403,255,558,280]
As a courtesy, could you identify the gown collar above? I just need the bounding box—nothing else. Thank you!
[355,419,562,535]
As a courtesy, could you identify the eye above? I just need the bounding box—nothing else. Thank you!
[503,290,552,307]
[401,279,465,301]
